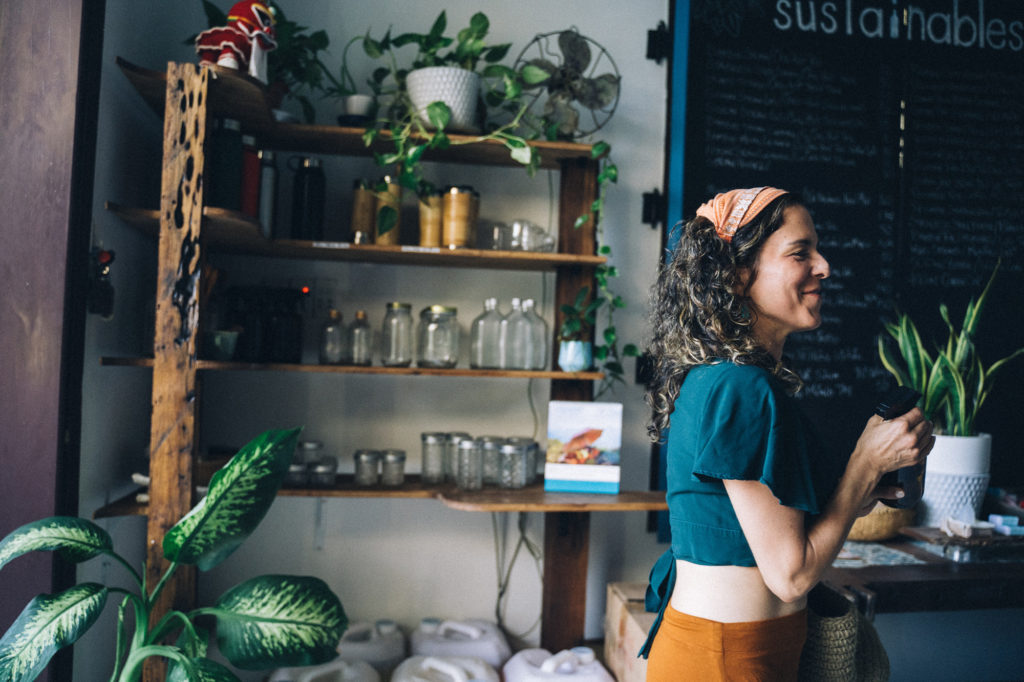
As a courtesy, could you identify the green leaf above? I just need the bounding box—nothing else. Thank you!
[210,575,347,670]
[574,214,590,230]
[521,63,551,86]
[509,146,534,166]
[376,205,399,236]
[598,163,619,184]
[0,517,112,570]
[592,141,610,159]
[425,101,451,131]
[0,583,107,682]
[164,428,301,570]
[624,343,641,357]
[167,656,240,682]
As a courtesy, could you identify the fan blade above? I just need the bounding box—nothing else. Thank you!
[559,30,592,73]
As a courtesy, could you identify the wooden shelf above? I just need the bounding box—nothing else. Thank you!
[99,356,605,380]
[106,202,605,271]
[116,57,597,170]
[92,481,665,518]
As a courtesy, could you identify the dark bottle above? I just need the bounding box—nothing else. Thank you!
[207,118,242,211]
[291,157,325,240]
[875,386,925,509]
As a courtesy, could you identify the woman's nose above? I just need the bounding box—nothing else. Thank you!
[814,252,830,279]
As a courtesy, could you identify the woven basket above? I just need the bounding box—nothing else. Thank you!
[848,503,916,541]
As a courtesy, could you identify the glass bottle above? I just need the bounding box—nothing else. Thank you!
[470,298,503,369]
[417,305,459,368]
[499,297,531,370]
[319,308,344,364]
[382,302,413,367]
[523,298,549,370]
[347,309,372,366]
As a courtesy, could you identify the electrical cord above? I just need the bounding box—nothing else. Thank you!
[492,511,544,640]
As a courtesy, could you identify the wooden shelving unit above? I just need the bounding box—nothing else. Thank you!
[112,58,653,656]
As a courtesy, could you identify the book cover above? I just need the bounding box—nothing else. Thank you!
[544,401,622,494]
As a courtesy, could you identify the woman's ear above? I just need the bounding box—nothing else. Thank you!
[735,267,751,294]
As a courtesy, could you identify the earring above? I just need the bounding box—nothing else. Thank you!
[739,303,751,321]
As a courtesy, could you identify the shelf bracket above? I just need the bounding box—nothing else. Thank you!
[642,189,667,230]
[646,20,671,64]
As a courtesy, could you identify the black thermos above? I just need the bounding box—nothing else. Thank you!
[291,157,325,240]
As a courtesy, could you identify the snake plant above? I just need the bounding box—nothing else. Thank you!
[878,262,1024,436]
[0,428,347,682]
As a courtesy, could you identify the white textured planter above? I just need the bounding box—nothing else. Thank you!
[557,341,592,372]
[406,66,481,132]
[919,433,991,527]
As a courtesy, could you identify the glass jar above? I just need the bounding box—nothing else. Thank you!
[320,308,345,364]
[444,432,472,483]
[375,175,401,245]
[442,185,477,248]
[507,437,540,484]
[477,436,505,486]
[499,297,532,370]
[418,189,442,247]
[353,449,381,487]
[284,462,309,487]
[347,309,373,366]
[350,178,376,243]
[310,456,338,487]
[456,438,483,491]
[382,302,413,367]
[421,432,447,484]
[499,441,530,489]
[381,449,406,487]
[417,305,459,368]
[295,440,324,465]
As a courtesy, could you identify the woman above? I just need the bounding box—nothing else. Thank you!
[640,187,933,680]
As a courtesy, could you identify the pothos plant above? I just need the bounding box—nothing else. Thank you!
[352,12,636,392]
[0,428,347,682]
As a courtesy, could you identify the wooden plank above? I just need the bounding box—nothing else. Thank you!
[439,488,666,512]
[541,512,591,652]
[144,62,207,680]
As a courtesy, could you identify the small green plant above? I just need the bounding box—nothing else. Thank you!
[0,428,347,682]
[878,262,1024,436]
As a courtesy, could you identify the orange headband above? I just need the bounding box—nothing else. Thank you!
[695,187,788,241]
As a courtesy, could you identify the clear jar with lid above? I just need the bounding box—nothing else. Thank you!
[421,432,447,484]
[456,438,483,491]
[499,441,530,489]
[417,305,460,368]
[382,302,414,367]
[477,436,505,485]
[506,437,540,484]
[350,178,376,243]
[284,462,309,487]
[381,449,407,487]
[444,432,472,482]
[295,440,324,465]
[310,456,338,487]
[353,449,382,487]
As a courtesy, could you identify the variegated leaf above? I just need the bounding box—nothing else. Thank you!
[0,517,113,571]
[164,428,301,570]
[0,583,107,682]
[167,656,240,682]
[210,575,346,670]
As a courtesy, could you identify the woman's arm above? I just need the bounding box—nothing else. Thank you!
[724,408,933,603]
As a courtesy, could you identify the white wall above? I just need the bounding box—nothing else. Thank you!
[78,1,668,679]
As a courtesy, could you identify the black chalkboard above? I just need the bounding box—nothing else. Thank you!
[680,0,1024,485]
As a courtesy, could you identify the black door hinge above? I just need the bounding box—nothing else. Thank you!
[646,20,671,64]
[642,189,667,229]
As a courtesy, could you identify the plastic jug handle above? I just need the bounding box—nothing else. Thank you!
[294,659,356,682]
[438,620,483,639]
[541,649,579,674]
[423,656,469,682]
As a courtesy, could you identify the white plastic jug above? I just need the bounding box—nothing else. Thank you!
[336,619,407,674]
[267,658,381,682]
[391,655,500,682]
[502,647,614,682]
[410,618,511,668]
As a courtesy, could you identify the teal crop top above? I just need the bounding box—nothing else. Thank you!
[640,362,842,657]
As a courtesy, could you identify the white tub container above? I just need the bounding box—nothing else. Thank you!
[337,619,407,674]
[503,647,614,682]
[391,655,500,682]
[267,658,381,682]
[410,618,511,668]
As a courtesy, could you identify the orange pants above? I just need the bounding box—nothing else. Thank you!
[645,605,807,681]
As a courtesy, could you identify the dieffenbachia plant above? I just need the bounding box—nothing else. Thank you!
[0,428,347,682]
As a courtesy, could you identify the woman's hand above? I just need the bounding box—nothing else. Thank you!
[849,407,935,495]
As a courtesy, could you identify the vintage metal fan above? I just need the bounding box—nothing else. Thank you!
[514,29,620,140]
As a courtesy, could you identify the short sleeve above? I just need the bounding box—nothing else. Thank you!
[691,364,822,514]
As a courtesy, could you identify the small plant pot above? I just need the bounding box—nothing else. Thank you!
[406,66,481,132]
[558,340,592,372]
[919,433,992,527]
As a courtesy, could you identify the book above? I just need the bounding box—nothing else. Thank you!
[544,400,622,494]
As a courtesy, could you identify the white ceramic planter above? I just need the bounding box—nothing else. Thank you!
[406,66,481,132]
[919,433,991,526]
[558,341,592,372]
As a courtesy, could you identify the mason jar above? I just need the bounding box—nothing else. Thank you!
[421,432,447,485]
[444,432,472,483]
[456,438,483,491]
[507,437,540,484]
[499,441,530,489]
[417,305,460,368]
[353,449,382,487]
[381,449,407,487]
[382,302,414,367]
[477,436,505,486]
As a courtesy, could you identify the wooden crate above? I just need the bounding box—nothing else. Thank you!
[604,582,655,682]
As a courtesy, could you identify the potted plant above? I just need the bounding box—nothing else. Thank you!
[878,262,1024,525]
[0,428,347,681]
[559,276,639,394]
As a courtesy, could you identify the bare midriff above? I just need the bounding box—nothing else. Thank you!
[670,559,808,623]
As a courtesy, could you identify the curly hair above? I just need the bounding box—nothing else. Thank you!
[644,193,805,442]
